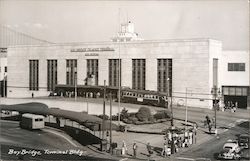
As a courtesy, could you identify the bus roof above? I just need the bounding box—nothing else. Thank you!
[22,113,45,119]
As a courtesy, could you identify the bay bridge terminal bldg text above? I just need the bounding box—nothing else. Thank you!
[6,38,250,109]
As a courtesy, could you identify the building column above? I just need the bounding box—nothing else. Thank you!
[78,59,86,85]
[58,59,66,85]
[39,59,47,92]
[98,58,109,86]
[146,59,157,91]
[121,58,132,88]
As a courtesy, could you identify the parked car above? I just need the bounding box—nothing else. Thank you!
[238,134,249,149]
[49,92,58,97]
[226,139,239,146]
[218,142,241,160]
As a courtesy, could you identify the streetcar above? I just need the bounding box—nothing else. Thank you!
[120,88,168,107]
[54,84,168,107]
[20,113,45,130]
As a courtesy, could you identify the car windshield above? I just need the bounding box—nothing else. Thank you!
[222,149,230,153]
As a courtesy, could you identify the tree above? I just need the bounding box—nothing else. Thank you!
[136,107,152,122]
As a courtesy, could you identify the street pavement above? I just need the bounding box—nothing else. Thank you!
[1,97,249,161]
[0,120,119,161]
[172,121,250,161]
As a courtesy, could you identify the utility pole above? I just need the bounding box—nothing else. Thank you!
[3,73,6,97]
[109,93,113,153]
[170,86,175,154]
[185,88,188,131]
[167,77,174,154]
[75,74,77,101]
[74,69,77,101]
[102,80,106,140]
[211,86,220,134]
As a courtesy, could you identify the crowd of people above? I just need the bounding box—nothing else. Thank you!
[120,127,197,158]
[220,101,238,113]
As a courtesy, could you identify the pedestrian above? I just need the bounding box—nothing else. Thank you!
[182,138,185,148]
[161,143,168,157]
[56,117,60,126]
[231,103,235,113]
[193,125,197,144]
[132,142,137,158]
[212,117,215,127]
[166,146,171,156]
[227,101,230,110]
[175,144,179,153]
[177,137,182,148]
[31,92,34,98]
[208,123,212,133]
[146,142,153,157]
[233,106,236,112]
[121,140,127,155]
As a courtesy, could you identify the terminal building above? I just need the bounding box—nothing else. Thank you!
[3,22,250,109]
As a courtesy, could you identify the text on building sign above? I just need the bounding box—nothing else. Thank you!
[70,47,114,52]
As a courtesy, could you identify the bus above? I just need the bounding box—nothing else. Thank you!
[20,113,45,130]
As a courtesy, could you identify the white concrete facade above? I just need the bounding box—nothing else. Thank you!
[0,54,7,81]
[7,39,222,109]
[220,50,249,86]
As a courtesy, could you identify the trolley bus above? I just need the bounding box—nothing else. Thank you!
[20,113,45,130]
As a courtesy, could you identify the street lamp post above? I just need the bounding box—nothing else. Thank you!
[167,77,175,154]
[74,67,77,101]
[185,88,188,131]
[109,93,113,154]
[102,80,107,140]
[3,72,6,97]
[211,86,221,134]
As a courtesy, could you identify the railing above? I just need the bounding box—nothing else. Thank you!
[44,115,102,139]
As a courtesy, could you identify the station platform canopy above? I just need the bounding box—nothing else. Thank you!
[0,102,102,124]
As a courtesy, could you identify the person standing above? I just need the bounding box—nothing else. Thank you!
[132,142,137,158]
[121,140,128,155]
[161,143,168,157]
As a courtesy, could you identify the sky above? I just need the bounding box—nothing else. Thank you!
[0,0,249,50]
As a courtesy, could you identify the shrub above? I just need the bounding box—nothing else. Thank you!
[98,114,109,120]
[126,120,133,124]
[129,112,136,118]
[131,117,139,124]
[112,115,118,121]
[136,107,152,122]
[134,121,144,125]
[154,110,171,120]
[128,116,135,120]
[123,118,128,123]
[120,108,129,121]
[148,117,155,123]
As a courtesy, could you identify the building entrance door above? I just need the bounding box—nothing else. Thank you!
[224,95,247,109]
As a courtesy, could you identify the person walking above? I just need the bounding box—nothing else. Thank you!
[208,123,212,133]
[146,142,153,157]
[205,115,212,132]
[132,142,137,158]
